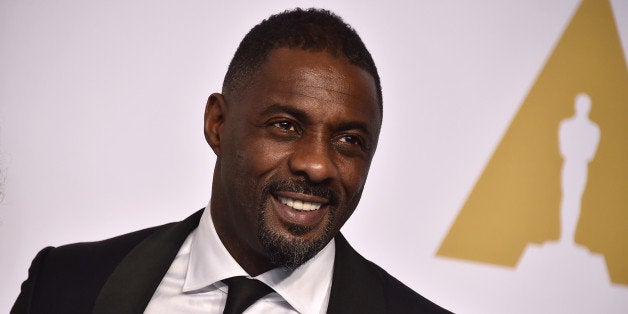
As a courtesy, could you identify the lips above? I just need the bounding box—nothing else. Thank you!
[277,196,322,211]
[270,191,330,230]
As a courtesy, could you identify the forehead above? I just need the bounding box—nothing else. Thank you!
[239,48,380,124]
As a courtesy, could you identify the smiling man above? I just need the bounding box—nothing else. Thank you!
[13,8,449,314]
[208,46,380,276]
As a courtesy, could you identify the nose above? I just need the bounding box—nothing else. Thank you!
[288,135,339,183]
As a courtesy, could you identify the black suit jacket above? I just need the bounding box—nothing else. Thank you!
[12,209,450,314]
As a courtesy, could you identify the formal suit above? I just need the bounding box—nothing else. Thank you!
[12,209,450,314]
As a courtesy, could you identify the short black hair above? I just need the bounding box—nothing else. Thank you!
[222,8,382,116]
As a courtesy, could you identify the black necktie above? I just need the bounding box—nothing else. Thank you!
[222,276,273,314]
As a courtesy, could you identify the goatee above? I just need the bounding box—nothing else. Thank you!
[257,180,337,269]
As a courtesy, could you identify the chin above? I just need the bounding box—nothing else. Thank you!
[257,210,335,269]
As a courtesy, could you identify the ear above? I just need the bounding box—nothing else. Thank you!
[204,93,227,156]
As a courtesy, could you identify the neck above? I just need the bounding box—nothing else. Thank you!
[209,167,275,276]
[210,206,275,276]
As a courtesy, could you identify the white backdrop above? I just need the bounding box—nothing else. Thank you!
[1,0,627,313]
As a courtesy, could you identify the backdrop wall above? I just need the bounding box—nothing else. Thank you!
[1,0,627,313]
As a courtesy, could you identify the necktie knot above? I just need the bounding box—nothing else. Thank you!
[223,276,273,314]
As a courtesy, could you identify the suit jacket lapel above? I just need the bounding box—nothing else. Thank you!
[93,213,386,313]
[327,233,386,314]
[93,209,204,314]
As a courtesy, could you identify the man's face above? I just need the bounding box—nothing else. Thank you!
[208,48,380,271]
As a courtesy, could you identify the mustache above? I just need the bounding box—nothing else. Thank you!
[266,179,339,204]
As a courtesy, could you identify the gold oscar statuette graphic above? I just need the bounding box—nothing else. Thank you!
[437,0,628,285]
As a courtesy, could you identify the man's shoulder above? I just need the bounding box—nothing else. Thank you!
[34,221,176,282]
[14,223,172,312]
[332,234,451,313]
[364,259,451,313]
[12,214,195,314]
[50,222,174,260]
[43,209,205,265]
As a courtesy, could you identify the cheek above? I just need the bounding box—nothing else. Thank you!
[247,134,294,167]
[338,159,370,194]
[333,161,369,224]
[226,132,291,183]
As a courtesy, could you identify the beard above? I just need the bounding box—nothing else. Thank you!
[256,180,338,269]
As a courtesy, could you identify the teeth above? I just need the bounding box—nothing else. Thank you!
[278,196,322,211]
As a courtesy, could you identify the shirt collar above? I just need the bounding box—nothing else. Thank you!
[183,204,335,314]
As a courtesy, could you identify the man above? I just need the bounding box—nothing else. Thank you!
[13,8,450,314]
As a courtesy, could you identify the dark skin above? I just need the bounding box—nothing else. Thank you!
[204,48,381,276]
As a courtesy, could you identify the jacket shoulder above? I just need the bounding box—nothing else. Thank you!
[12,223,173,314]
[365,260,451,313]
[330,234,451,314]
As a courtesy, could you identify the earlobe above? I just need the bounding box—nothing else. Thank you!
[204,93,227,156]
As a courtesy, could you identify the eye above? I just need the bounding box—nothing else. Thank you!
[339,135,361,145]
[335,134,369,156]
[267,119,302,138]
[336,134,369,152]
[273,121,298,132]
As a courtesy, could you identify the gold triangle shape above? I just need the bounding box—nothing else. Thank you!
[437,0,628,285]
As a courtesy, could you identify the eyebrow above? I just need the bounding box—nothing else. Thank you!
[260,103,309,122]
[336,121,372,138]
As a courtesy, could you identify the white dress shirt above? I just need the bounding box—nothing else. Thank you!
[144,203,335,314]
